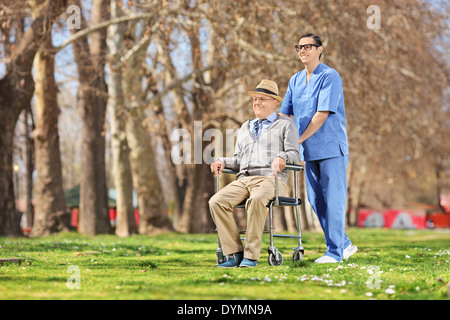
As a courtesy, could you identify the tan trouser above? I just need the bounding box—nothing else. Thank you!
[209,176,287,260]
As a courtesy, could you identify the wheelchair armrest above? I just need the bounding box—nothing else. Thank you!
[284,163,303,171]
[221,168,239,174]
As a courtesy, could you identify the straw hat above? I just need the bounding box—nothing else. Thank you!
[248,79,283,102]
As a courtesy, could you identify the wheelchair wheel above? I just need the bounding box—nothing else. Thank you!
[292,250,304,263]
[268,252,283,266]
[216,248,227,265]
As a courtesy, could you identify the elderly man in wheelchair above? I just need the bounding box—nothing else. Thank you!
[209,79,301,268]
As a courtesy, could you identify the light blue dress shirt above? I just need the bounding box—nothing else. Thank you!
[250,111,279,140]
[280,63,349,161]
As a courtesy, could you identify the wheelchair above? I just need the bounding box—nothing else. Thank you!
[214,163,304,266]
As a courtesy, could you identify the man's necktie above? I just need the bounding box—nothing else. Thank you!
[253,119,264,139]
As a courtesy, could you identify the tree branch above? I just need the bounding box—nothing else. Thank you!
[54,13,157,53]
[139,62,231,111]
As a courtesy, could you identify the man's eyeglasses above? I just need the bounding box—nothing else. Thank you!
[295,44,320,52]
[253,97,276,103]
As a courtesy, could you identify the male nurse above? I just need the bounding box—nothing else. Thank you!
[279,33,357,263]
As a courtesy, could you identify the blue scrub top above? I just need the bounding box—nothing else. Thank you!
[280,63,349,161]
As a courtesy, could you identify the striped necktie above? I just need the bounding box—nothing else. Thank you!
[252,119,264,139]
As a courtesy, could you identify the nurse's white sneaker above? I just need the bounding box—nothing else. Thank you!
[343,244,358,260]
[314,255,339,263]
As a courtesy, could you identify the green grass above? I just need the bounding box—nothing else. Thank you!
[0,228,449,300]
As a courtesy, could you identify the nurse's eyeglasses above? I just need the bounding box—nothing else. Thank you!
[295,44,320,52]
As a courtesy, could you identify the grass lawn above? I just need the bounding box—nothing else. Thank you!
[0,228,449,300]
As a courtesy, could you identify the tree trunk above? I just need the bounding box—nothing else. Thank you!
[0,0,67,237]
[350,164,366,227]
[72,0,111,235]
[0,84,24,236]
[21,109,34,232]
[122,37,173,234]
[176,162,215,233]
[126,111,173,234]
[30,2,70,236]
[170,24,219,233]
[106,0,138,237]
[299,164,317,231]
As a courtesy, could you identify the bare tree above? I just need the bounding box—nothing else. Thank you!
[20,108,35,232]
[70,0,112,235]
[121,19,174,235]
[106,0,137,236]
[30,0,70,236]
[0,0,67,236]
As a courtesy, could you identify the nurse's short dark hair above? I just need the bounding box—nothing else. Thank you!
[299,33,323,60]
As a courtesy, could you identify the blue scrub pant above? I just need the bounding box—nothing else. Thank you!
[305,155,351,261]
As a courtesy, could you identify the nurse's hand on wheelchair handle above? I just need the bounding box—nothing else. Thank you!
[211,160,226,176]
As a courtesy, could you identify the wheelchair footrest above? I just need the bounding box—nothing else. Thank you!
[267,196,302,207]
[239,229,271,234]
[273,234,301,239]
[237,197,302,208]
